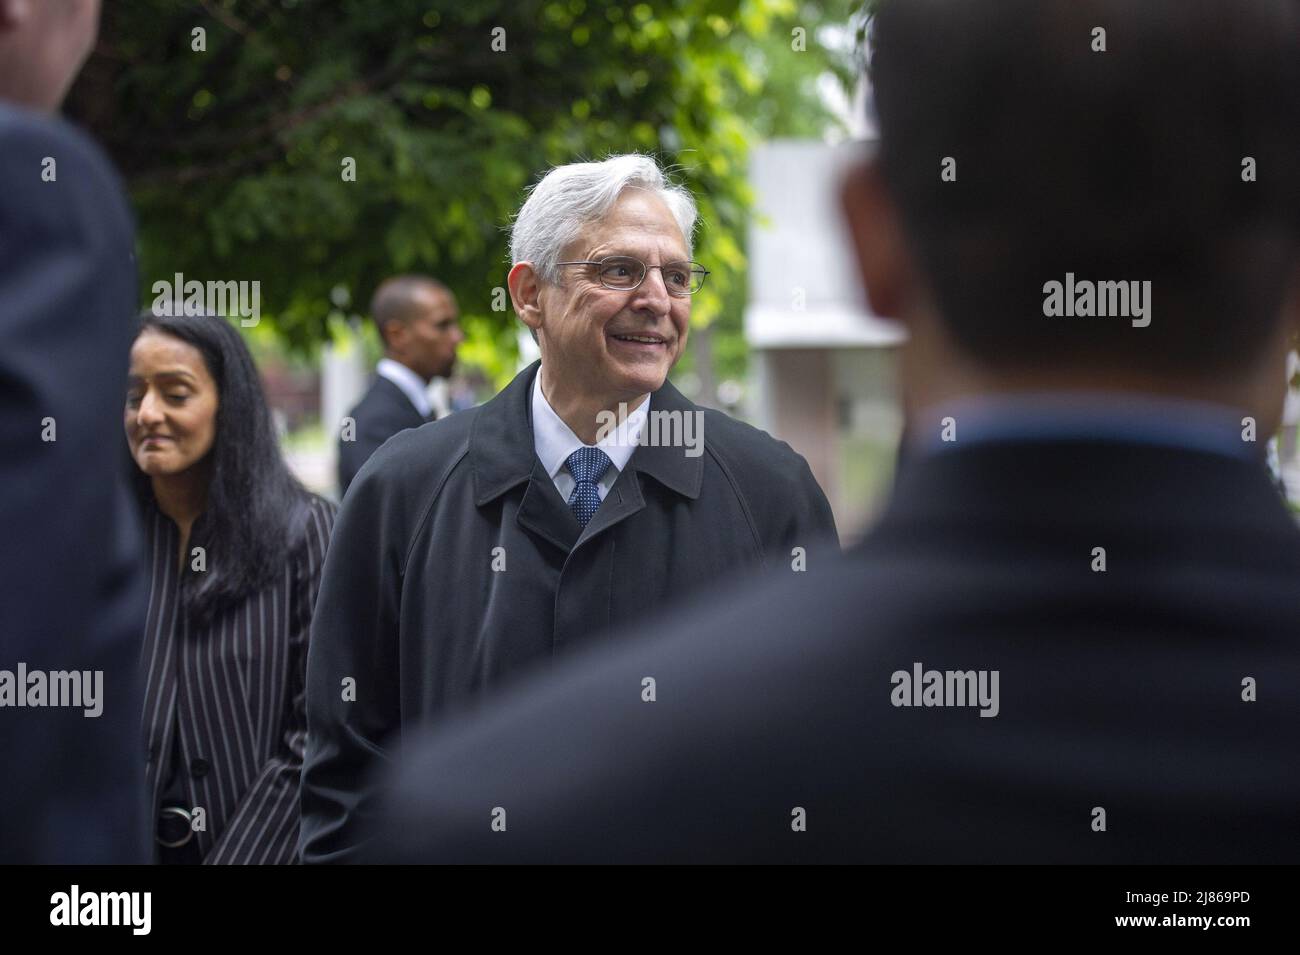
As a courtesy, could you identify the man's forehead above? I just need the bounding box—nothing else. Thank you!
[416,285,456,311]
[579,233,688,264]
[580,191,686,252]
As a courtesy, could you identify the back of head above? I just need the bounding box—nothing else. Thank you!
[870,0,1300,381]
[370,274,449,348]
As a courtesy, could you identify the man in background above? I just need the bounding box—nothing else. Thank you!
[374,0,1300,863]
[337,275,462,497]
[0,0,149,863]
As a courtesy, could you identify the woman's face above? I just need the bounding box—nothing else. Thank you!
[125,329,219,478]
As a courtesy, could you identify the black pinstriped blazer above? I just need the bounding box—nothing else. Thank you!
[141,493,335,864]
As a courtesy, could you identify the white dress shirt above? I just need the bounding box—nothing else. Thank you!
[376,358,432,418]
[531,371,649,502]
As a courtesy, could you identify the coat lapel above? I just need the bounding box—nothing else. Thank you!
[574,377,704,547]
[625,378,705,499]
[517,459,581,552]
[470,362,541,506]
[578,464,646,544]
[383,372,433,425]
[471,363,707,552]
[471,362,579,551]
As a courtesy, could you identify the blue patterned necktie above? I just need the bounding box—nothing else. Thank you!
[565,447,612,527]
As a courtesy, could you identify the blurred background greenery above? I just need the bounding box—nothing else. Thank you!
[68,0,868,390]
[62,1,1300,526]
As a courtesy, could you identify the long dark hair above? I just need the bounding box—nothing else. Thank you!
[128,312,310,626]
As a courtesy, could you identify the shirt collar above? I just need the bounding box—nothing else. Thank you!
[471,362,704,506]
[376,358,431,417]
[531,369,649,479]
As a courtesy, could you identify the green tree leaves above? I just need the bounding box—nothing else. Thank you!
[70,0,861,374]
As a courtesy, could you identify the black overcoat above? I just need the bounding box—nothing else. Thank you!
[0,105,149,863]
[375,439,1300,863]
[300,361,837,861]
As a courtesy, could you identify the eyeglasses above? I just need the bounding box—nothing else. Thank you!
[555,256,710,296]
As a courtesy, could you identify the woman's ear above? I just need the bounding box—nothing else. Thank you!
[839,158,915,323]
[380,318,407,354]
[508,262,544,337]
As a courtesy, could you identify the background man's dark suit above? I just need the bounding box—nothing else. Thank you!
[302,360,837,862]
[375,437,1300,862]
[337,375,430,497]
[0,104,149,863]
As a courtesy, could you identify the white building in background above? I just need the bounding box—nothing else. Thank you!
[745,138,905,540]
[744,138,1300,531]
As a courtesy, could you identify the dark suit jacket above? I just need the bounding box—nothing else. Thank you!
[373,438,1300,863]
[0,104,150,863]
[301,361,838,862]
[141,494,335,863]
[337,374,428,497]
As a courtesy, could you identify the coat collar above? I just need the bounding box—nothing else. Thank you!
[471,360,704,508]
[376,358,433,417]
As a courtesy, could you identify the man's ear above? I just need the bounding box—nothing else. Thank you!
[508,262,544,336]
[839,157,915,322]
[380,318,408,354]
[0,0,33,31]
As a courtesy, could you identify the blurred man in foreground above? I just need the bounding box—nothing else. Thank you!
[0,0,149,863]
[374,0,1300,862]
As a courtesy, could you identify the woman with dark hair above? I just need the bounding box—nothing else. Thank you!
[124,312,335,864]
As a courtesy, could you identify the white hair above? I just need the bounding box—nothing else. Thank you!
[509,154,698,284]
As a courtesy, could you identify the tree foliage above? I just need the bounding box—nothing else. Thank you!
[69,0,861,379]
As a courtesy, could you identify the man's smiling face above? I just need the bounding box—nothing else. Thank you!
[536,189,691,405]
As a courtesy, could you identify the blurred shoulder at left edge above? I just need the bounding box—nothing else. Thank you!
[0,0,150,864]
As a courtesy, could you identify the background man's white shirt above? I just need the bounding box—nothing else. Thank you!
[376,357,432,418]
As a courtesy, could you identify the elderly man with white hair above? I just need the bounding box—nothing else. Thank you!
[299,154,837,863]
